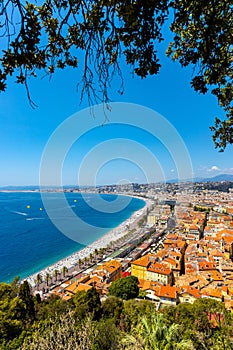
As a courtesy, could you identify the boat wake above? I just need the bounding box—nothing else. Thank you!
[26,217,45,221]
[11,210,28,216]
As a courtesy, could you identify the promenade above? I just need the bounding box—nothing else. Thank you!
[27,198,154,294]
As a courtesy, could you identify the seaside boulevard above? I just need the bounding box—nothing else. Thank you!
[24,196,153,290]
[0,192,146,283]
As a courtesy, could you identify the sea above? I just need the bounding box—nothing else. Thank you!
[0,192,145,283]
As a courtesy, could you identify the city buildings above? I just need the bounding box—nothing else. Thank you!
[50,181,233,311]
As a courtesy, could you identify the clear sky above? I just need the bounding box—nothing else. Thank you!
[1,32,233,187]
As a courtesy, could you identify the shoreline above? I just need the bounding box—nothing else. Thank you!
[25,196,153,288]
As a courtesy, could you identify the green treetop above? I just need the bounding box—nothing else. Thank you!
[108,275,139,300]
[1,1,233,149]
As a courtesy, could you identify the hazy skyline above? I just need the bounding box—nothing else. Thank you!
[1,39,233,186]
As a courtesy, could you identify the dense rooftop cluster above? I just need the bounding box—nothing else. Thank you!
[44,183,233,313]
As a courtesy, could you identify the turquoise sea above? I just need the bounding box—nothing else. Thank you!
[0,192,145,283]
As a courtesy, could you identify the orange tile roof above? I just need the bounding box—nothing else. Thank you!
[198,252,208,257]
[221,215,232,221]
[131,254,153,267]
[210,250,224,257]
[96,259,122,273]
[156,285,177,299]
[166,234,178,240]
[169,251,182,258]
[189,224,200,230]
[163,257,178,268]
[75,275,90,284]
[148,262,171,275]
[66,282,79,293]
[75,283,92,292]
[156,249,170,259]
[65,281,92,294]
[222,285,228,293]
[219,229,233,236]
[138,279,146,288]
[226,273,233,281]
[179,286,201,299]
[86,275,102,285]
[140,280,163,291]
[199,261,217,271]
[222,235,233,244]
[164,239,175,245]
[209,271,224,281]
[221,264,233,272]
[140,280,152,290]
[208,220,220,226]
[201,288,222,299]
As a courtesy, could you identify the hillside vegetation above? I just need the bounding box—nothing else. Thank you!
[0,278,233,349]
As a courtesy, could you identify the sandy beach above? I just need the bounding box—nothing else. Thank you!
[25,197,153,287]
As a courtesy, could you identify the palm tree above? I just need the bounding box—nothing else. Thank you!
[99,247,105,257]
[53,269,60,282]
[78,258,83,267]
[89,253,94,262]
[35,273,42,288]
[122,312,195,350]
[94,248,99,260]
[62,266,68,278]
[94,248,99,255]
[45,272,51,286]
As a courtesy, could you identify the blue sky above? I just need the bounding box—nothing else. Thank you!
[1,36,233,186]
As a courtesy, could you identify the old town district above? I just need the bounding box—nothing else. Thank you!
[46,186,233,311]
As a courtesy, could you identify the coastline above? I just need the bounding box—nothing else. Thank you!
[25,196,153,288]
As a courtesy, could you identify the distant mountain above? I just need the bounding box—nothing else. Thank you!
[167,174,233,184]
[200,174,233,182]
[0,185,77,191]
[0,185,40,191]
[1,174,233,190]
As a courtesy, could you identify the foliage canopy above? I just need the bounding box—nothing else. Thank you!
[1,0,233,149]
[108,275,139,300]
[0,280,233,349]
